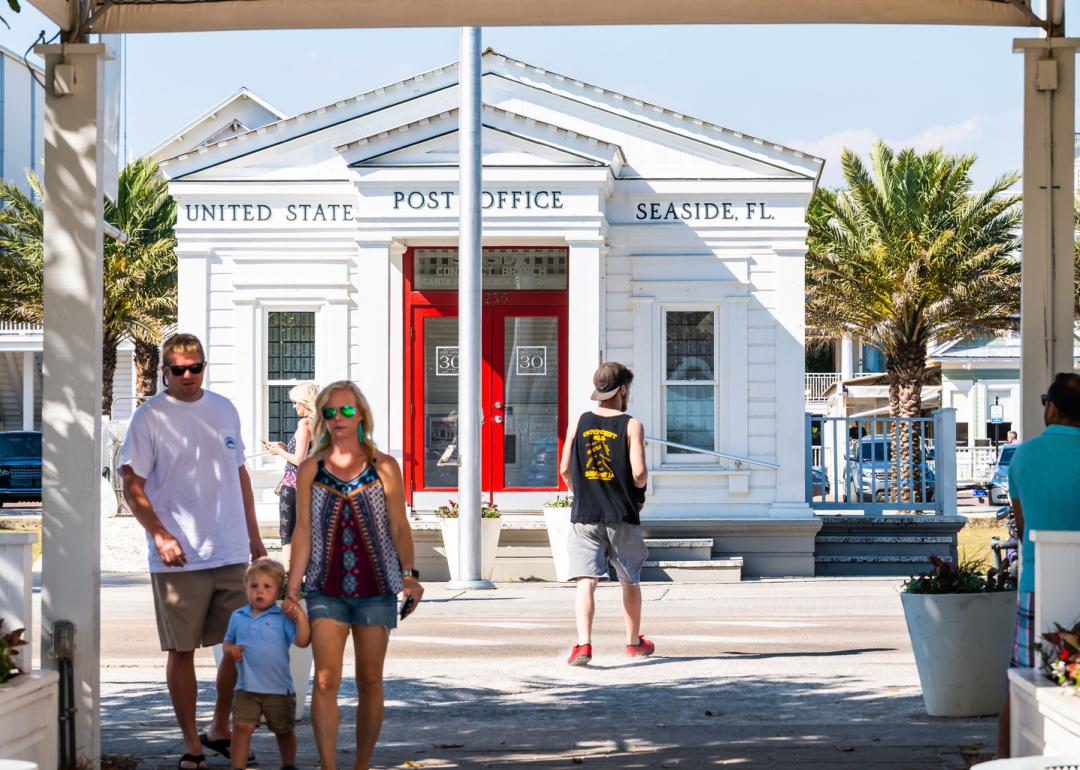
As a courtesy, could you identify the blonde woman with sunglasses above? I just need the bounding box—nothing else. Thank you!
[263,381,318,572]
[286,381,423,770]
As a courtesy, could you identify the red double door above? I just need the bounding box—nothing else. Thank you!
[403,247,569,506]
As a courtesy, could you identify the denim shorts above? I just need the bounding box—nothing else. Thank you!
[305,589,398,629]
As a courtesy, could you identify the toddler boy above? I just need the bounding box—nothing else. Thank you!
[223,558,311,770]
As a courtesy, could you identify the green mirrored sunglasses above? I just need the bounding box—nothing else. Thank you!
[321,404,357,419]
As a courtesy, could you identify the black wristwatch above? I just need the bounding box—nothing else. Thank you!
[402,568,420,580]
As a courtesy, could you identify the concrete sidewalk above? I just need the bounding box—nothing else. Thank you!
[92,574,999,769]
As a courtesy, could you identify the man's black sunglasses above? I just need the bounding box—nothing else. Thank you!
[1041,394,1049,406]
[166,362,206,376]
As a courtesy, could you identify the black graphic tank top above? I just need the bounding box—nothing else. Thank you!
[569,412,645,525]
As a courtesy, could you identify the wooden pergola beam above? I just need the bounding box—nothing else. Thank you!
[29,0,1041,33]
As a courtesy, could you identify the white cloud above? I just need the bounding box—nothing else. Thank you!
[796,114,1018,187]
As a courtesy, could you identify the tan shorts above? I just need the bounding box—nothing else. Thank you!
[233,690,296,735]
[150,563,247,652]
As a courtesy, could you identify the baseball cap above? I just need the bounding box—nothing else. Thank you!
[591,362,634,401]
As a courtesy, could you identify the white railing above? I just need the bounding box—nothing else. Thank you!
[956,446,998,483]
[644,436,780,470]
[805,372,872,403]
[0,321,42,334]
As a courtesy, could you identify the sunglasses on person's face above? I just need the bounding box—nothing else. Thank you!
[1042,394,1049,406]
[166,362,206,376]
[321,404,357,419]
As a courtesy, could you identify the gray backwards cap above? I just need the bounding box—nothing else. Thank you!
[591,361,634,401]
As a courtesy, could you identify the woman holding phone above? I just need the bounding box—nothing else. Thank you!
[264,381,317,572]
[286,381,423,770]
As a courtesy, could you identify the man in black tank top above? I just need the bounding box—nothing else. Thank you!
[558,362,653,666]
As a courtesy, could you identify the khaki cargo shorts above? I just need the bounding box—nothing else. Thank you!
[150,563,247,652]
[233,690,296,735]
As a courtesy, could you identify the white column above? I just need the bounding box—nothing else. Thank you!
[353,240,393,449]
[769,247,813,517]
[176,248,210,342]
[725,296,750,458]
[22,350,34,430]
[452,26,491,589]
[36,42,105,762]
[933,408,958,517]
[840,336,855,379]
[233,301,258,458]
[567,239,604,420]
[630,296,659,469]
[388,242,406,458]
[1014,38,1079,438]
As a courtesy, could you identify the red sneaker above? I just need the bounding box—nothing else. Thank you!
[567,643,592,666]
[626,635,655,657]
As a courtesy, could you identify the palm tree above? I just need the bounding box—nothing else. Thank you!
[807,142,1021,500]
[0,158,177,416]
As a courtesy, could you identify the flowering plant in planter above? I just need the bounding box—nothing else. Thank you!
[901,555,1016,594]
[544,495,572,508]
[435,500,500,519]
[0,618,27,683]
[1040,621,1080,695]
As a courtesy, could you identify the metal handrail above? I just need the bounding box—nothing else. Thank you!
[644,436,780,470]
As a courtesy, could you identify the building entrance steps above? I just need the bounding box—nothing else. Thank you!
[641,536,742,582]
[814,515,965,577]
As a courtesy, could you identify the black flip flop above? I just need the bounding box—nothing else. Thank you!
[199,733,257,765]
[178,753,206,770]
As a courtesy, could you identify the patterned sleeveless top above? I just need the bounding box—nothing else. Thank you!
[280,418,311,489]
[304,460,404,598]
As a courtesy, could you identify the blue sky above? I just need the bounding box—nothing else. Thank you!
[0,6,1065,187]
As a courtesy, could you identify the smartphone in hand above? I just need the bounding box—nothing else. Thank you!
[399,594,416,620]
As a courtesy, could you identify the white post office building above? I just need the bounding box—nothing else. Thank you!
[156,51,824,578]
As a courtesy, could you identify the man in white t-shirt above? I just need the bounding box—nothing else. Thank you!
[120,333,266,770]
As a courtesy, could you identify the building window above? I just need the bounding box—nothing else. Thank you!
[266,311,315,444]
[663,310,716,458]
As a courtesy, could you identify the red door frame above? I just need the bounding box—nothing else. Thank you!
[402,246,569,505]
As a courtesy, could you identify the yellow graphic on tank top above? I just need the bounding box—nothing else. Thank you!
[583,428,618,481]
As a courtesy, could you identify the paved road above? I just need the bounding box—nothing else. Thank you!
[89,576,999,769]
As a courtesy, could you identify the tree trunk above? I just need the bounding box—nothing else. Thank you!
[887,342,927,503]
[102,335,119,418]
[134,338,160,406]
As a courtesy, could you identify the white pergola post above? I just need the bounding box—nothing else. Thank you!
[22,350,34,430]
[1015,37,1079,440]
[35,42,106,764]
[839,337,855,379]
[451,26,492,589]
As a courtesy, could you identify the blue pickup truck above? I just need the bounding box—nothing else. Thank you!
[0,431,42,506]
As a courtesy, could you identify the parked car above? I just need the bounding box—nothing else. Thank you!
[988,443,1020,506]
[0,431,42,506]
[843,435,935,504]
[811,466,831,498]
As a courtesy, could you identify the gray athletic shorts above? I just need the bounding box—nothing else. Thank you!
[567,521,649,584]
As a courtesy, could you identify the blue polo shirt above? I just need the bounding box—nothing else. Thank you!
[1008,424,1080,593]
[224,604,297,695]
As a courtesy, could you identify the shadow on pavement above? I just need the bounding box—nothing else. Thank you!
[102,666,995,769]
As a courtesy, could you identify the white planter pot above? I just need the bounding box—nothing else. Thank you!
[211,599,313,722]
[439,517,502,582]
[901,590,1017,717]
[1009,666,1080,757]
[0,670,59,769]
[542,506,573,582]
[0,532,35,676]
